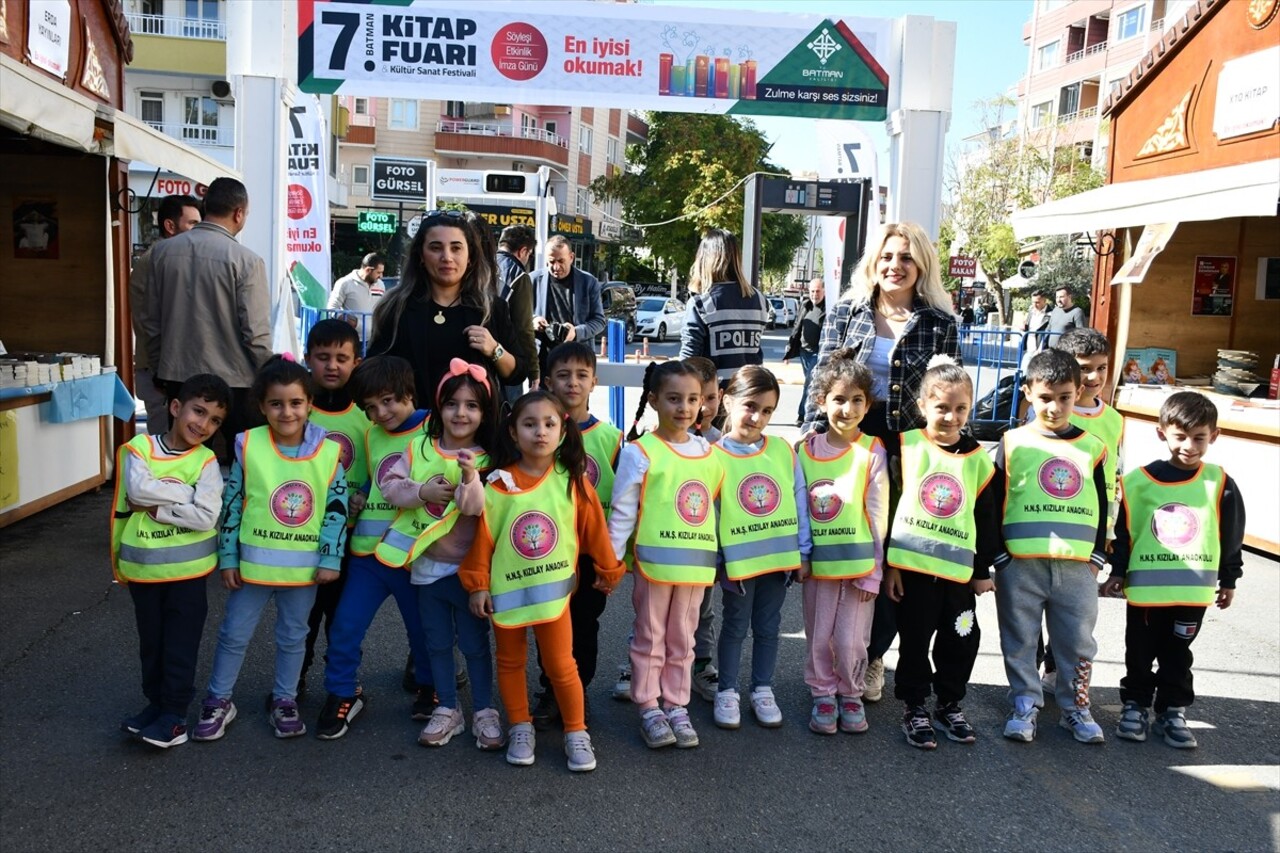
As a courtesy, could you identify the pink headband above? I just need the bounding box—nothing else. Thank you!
[437,357,491,401]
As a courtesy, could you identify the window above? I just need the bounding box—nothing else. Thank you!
[183,0,220,37]
[183,95,219,143]
[353,98,369,116]
[140,91,164,128]
[352,165,369,185]
[1036,40,1059,71]
[578,124,593,153]
[575,187,589,215]
[444,100,465,119]
[545,120,558,139]
[1108,77,1126,100]
[1059,83,1081,118]
[388,99,418,130]
[1115,6,1146,41]
[1029,100,1052,129]
[607,137,619,164]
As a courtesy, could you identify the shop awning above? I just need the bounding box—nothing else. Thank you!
[0,54,100,152]
[1011,158,1280,240]
[110,111,241,187]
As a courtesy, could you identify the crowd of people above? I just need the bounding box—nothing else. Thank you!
[116,194,1245,773]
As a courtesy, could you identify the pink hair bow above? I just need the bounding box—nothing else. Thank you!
[437,357,491,401]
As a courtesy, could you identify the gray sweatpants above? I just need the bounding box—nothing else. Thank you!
[995,556,1099,711]
[694,585,717,660]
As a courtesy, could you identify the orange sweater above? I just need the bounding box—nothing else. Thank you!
[459,464,625,594]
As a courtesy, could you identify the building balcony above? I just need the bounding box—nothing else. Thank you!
[1064,41,1108,64]
[142,121,235,149]
[434,120,569,167]
[125,13,226,40]
[126,14,226,75]
[343,125,376,146]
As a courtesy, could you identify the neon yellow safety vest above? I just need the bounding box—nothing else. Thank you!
[581,420,623,516]
[110,434,218,583]
[375,439,489,567]
[484,467,579,628]
[1071,402,1124,507]
[309,403,369,488]
[348,420,424,556]
[715,437,801,580]
[1122,464,1224,607]
[1002,427,1105,561]
[238,426,342,585]
[887,430,995,583]
[632,433,723,585]
[798,433,879,580]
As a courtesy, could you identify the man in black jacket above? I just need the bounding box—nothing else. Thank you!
[529,235,606,382]
[783,277,826,425]
[495,225,537,399]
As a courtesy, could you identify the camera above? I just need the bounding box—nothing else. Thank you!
[537,322,571,348]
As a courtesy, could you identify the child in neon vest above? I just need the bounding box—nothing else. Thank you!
[712,365,807,730]
[112,373,230,748]
[796,351,888,737]
[685,355,725,703]
[310,355,437,742]
[1101,392,1245,749]
[884,358,999,749]
[993,349,1108,745]
[194,356,349,742]
[609,361,724,750]
[460,391,623,772]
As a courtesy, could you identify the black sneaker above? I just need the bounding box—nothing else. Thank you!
[121,704,162,735]
[402,653,417,693]
[138,713,189,749]
[315,692,366,740]
[531,690,561,731]
[411,687,438,721]
[933,702,977,744]
[902,705,937,750]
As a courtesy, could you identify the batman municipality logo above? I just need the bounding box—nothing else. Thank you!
[808,479,843,522]
[326,431,356,471]
[511,510,558,560]
[1037,457,1084,499]
[1151,502,1200,549]
[807,28,842,66]
[585,454,601,487]
[376,452,404,488]
[270,480,315,527]
[738,473,781,517]
[675,480,711,526]
[919,473,964,519]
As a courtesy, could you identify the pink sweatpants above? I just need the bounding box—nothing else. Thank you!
[629,572,703,710]
[803,578,875,698]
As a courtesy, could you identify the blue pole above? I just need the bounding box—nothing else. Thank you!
[607,319,625,430]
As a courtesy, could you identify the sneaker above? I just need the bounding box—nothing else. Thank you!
[506,722,536,766]
[838,696,869,734]
[864,659,885,703]
[1003,696,1039,743]
[691,663,719,702]
[411,687,438,721]
[933,702,976,744]
[531,690,561,731]
[714,690,742,729]
[641,708,677,748]
[564,730,597,771]
[402,653,417,692]
[473,708,506,751]
[1040,670,1058,696]
[666,706,700,748]
[138,713,189,749]
[121,704,162,735]
[902,705,937,749]
[809,696,838,735]
[192,696,237,742]
[611,664,632,701]
[1153,707,1198,749]
[418,706,465,747]
[750,687,783,728]
[269,698,307,739]
[315,692,366,741]
[1059,708,1105,744]
[1116,701,1150,743]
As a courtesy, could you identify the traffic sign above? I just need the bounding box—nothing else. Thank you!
[357,210,398,234]
[948,255,978,278]
[1019,259,1038,279]
[371,156,429,203]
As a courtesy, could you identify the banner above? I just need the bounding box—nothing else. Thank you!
[816,121,879,297]
[298,0,891,121]
[284,96,332,309]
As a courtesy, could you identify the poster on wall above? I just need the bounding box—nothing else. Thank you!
[12,200,59,260]
[1192,255,1236,316]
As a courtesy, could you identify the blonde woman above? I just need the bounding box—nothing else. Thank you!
[678,228,771,381]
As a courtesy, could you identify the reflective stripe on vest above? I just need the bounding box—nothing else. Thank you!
[110,434,218,583]
[1121,464,1223,606]
[887,430,994,583]
[1071,404,1123,505]
[485,467,579,628]
[715,437,800,580]
[798,433,879,580]
[308,403,370,488]
[632,433,722,585]
[238,427,342,585]
[349,420,424,556]
[1001,427,1104,561]
[581,421,623,516]
[374,440,488,567]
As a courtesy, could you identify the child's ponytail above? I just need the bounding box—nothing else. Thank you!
[627,362,658,442]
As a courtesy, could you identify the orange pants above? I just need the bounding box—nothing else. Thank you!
[494,608,586,732]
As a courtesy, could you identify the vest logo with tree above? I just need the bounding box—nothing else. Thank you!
[676,481,711,526]
[1037,457,1084,499]
[511,510,559,560]
[919,473,964,519]
[1152,503,1199,549]
[270,480,316,527]
[737,473,781,517]
[423,474,452,518]
[375,452,403,487]
[585,454,601,487]
[807,479,843,522]
[326,431,356,471]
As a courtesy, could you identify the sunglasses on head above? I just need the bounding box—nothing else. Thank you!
[421,209,466,221]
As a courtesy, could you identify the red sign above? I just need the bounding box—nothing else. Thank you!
[154,177,209,198]
[948,255,977,278]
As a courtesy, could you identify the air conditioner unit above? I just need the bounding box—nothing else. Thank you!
[512,162,526,172]
[210,80,232,99]
[494,105,511,116]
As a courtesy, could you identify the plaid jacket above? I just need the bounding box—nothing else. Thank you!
[802,295,960,431]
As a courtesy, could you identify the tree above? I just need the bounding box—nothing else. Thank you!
[592,113,807,284]
[1033,234,1093,312]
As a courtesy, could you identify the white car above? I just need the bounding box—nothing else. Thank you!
[635,296,685,342]
[768,297,789,329]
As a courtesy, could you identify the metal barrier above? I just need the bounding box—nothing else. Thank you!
[959,326,1062,438]
[299,306,374,356]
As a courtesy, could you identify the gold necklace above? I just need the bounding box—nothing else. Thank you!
[432,292,462,324]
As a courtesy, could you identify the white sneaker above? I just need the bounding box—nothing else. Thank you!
[506,722,536,766]
[750,686,783,728]
[864,659,885,703]
[612,663,632,701]
[564,730,597,771]
[713,689,741,729]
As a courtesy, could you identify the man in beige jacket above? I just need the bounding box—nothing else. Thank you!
[142,177,272,461]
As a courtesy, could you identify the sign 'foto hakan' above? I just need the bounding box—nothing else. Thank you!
[948,256,978,278]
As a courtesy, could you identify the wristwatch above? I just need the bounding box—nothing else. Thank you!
[490,343,506,363]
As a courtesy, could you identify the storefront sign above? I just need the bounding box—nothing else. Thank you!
[299,0,892,121]
[285,98,332,309]
[152,175,208,198]
[553,214,591,237]
[357,210,398,234]
[948,256,977,278]
[371,156,429,203]
[27,0,71,80]
[1192,255,1236,317]
[1213,45,1280,140]
[465,204,537,229]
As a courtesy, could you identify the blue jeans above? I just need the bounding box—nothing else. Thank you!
[323,555,433,697]
[798,351,818,422]
[717,571,789,692]
[418,573,493,711]
[207,581,317,702]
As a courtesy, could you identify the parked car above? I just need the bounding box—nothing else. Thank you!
[768,297,787,329]
[600,282,638,344]
[782,296,800,326]
[635,296,685,342]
